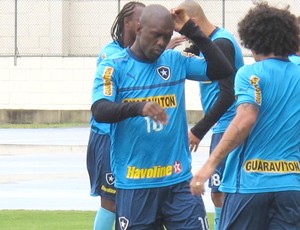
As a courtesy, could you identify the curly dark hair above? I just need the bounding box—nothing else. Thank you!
[110,1,145,47]
[237,2,300,56]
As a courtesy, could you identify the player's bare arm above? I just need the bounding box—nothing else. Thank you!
[190,102,259,195]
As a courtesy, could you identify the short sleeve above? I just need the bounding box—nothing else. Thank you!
[235,66,262,107]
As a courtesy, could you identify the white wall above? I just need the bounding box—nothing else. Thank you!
[0,57,96,110]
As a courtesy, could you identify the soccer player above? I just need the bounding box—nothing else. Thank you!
[86,2,145,230]
[289,16,300,65]
[190,3,300,229]
[178,1,244,229]
[92,4,233,230]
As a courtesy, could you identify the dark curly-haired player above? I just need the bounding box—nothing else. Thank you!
[191,3,300,230]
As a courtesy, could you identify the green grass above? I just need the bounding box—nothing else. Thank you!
[0,210,94,230]
[0,210,214,230]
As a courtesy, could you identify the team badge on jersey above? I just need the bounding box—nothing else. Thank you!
[106,173,115,185]
[119,217,129,230]
[157,66,170,80]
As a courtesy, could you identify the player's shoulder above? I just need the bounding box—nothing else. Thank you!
[99,49,130,68]
[236,62,257,77]
[161,49,200,60]
[212,28,240,46]
[99,41,123,60]
[289,54,300,65]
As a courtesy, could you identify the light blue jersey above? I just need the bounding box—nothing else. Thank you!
[220,58,300,193]
[91,41,123,135]
[200,28,244,134]
[289,54,300,65]
[93,48,210,189]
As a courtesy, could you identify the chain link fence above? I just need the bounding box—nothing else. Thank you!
[1,0,299,57]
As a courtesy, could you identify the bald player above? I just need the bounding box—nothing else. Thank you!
[178,1,244,229]
[92,4,233,229]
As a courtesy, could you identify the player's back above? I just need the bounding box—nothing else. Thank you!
[221,58,300,194]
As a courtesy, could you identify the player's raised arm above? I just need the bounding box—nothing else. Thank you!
[172,8,234,80]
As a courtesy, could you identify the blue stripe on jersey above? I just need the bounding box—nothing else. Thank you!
[119,79,185,93]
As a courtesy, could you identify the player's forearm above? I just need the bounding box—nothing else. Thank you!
[92,99,146,123]
[191,90,235,139]
[179,19,233,80]
[211,103,258,160]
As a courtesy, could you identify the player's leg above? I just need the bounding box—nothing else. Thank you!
[94,198,115,230]
[162,180,209,230]
[115,188,162,230]
[220,193,271,230]
[268,191,300,230]
[87,131,116,230]
[209,133,226,230]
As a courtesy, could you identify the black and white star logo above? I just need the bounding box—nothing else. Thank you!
[157,66,170,80]
[119,217,129,230]
[106,173,115,185]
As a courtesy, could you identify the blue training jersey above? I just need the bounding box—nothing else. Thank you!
[200,28,244,134]
[288,54,300,65]
[90,41,123,135]
[220,58,300,193]
[92,48,210,189]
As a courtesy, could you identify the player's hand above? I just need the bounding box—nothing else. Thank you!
[166,36,186,49]
[190,162,214,195]
[190,154,221,195]
[171,8,190,32]
[188,130,201,152]
[142,102,168,124]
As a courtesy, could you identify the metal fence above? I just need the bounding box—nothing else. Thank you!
[1,0,299,57]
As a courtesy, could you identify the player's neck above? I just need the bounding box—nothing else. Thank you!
[252,52,286,62]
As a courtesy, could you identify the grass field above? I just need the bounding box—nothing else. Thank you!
[0,210,214,230]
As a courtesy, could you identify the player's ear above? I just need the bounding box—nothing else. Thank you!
[136,23,142,34]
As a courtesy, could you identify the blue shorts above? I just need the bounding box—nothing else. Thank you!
[115,180,209,230]
[220,191,300,230]
[208,133,227,192]
[86,130,116,200]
